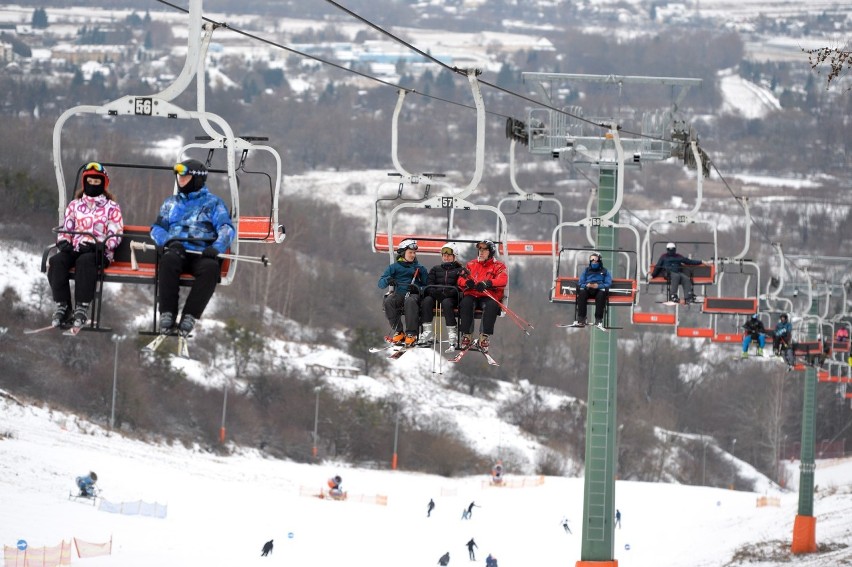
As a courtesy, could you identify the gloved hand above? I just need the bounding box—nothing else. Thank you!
[201,245,219,259]
[475,280,491,292]
[57,240,73,253]
[165,241,186,258]
[408,283,420,295]
[464,278,475,290]
[387,278,396,287]
[78,242,96,254]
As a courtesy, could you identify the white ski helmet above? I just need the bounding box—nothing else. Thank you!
[396,238,418,256]
[440,242,461,257]
[666,242,677,251]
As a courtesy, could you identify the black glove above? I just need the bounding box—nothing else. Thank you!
[57,240,73,253]
[78,242,96,254]
[476,280,492,292]
[408,283,420,295]
[165,241,186,259]
[387,278,396,287]
[201,245,219,259]
[464,278,475,290]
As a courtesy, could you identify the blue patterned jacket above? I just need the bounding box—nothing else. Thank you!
[150,187,235,253]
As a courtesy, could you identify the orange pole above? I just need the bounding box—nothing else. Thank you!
[391,452,398,470]
[791,515,817,554]
[312,445,318,458]
[218,426,225,443]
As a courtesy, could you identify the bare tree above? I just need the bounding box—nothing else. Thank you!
[804,44,851,91]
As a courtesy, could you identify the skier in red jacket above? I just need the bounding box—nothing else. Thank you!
[457,240,508,353]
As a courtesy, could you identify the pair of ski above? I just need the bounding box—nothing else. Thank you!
[24,324,84,336]
[448,341,499,366]
[557,321,608,332]
[142,332,191,359]
[369,342,431,359]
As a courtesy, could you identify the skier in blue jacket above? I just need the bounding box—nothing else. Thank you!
[574,252,612,327]
[151,159,235,335]
[378,239,428,345]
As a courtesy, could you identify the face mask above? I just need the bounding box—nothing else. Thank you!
[83,181,104,197]
[590,262,600,269]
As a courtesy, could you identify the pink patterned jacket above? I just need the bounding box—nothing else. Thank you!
[57,195,124,262]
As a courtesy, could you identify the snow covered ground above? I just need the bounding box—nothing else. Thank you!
[1,394,851,567]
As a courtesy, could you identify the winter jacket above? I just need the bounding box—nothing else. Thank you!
[651,251,702,277]
[458,257,508,301]
[58,195,124,262]
[578,265,612,290]
[426,261,465,299]
[774,321,792,344]
[150,186,235,253]
[378,257,428,295]
[743,318,766,338]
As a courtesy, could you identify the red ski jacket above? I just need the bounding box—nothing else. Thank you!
[458,257,508,301]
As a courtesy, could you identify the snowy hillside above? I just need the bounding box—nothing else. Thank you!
[1,394,851,567]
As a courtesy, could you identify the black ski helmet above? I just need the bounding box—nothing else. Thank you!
[780,313,788,321]
[477,239,496,259]
[174,158,208,193]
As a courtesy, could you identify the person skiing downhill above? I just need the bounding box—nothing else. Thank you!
[47,162,124,329]
[457,240,508,353]
[420,242,466,350]
[150,158,234,336]
[427,498,436,517]
[377,239,428,346]
[261,539,273,556]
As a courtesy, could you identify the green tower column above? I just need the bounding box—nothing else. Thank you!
[578,166,619,565]
[791,301,818,553]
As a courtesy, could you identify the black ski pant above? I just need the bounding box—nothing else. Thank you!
[48,249,104,305]
[157,251,220,319]
[459,295,500,336]
[383,292,421,334]
[421,294,458,327]
[577,287,608,321]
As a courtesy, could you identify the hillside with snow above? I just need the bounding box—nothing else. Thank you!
[1,393,851,567]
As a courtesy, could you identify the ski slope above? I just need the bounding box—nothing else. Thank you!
[1,394,850,567]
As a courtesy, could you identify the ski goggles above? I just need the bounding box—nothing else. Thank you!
[173,163,207,176]
[441,247,455,255]
[399,241,418,251]
[84,162,105,173]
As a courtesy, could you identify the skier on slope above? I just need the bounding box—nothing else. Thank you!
[456,240,508,353]
[377,239,428,346]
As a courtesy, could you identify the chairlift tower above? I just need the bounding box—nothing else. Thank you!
[521,72,701,567]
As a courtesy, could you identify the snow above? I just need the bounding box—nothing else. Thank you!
[1,394,851,567]
[718,68,782,120]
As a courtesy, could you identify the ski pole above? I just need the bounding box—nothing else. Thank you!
[482,289,535,333]
[130,241,271,267]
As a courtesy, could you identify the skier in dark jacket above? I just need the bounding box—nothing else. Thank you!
[466,538,478,560]
[427,498,436,517]
[742,314,766,357]
[420,242,465,349]
[438,551,450,566]
[261,539,273,556]
[378,239,428,346]
[574,251,612,327]
[650,242,703,303]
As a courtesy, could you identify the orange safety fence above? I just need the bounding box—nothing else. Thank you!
[755,496,781,507]
[481,475,546,489]
[4,540,72,567]
[74,537,112,559]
